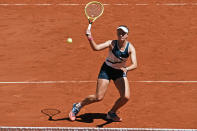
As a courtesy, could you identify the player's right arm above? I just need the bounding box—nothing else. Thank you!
[86,29,111,51]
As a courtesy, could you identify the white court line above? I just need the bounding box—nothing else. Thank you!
[56,3,81,6]
[135,4,149,6]
[34,4,52,6]
[114,4,129,6]
[0,80,197,84]
[0,81,95,84]
[158,3,188,6]
[0,126,196,131]
[12,4,28,6]
[0,3,197,6]
[137,81,197,83]
[103,4,110,6]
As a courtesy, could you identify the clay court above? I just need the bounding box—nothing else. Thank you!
[0,0,197,130]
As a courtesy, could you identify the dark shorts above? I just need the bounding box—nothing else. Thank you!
[98,62,127,81]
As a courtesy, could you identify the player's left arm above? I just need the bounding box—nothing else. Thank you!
[126,44,137,72]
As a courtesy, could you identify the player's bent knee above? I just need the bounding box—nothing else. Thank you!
[121,95,130,102]
[87,95,96,100]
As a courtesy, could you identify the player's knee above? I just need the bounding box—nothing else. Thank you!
[88,95,96,101]
[121,95,130,102]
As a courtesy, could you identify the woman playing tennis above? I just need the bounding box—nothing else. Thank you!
[69,25,137,122]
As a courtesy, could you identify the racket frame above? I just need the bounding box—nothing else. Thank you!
[85,1,104,30]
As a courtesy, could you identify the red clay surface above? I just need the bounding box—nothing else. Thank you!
[0,0,197,129]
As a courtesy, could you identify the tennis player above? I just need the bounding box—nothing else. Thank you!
[69,25,137,122]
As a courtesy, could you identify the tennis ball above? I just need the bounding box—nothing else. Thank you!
[67,38,72,43]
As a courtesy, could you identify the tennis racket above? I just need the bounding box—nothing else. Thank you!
[85,1,104,30]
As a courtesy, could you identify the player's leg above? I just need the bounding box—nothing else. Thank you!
[80,62,111,106]
[80,79,109,106]
[111,77,130,112]
[107,77,130,121]
[69,78,109,121]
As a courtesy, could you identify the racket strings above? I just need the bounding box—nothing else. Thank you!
[86,3,103,18]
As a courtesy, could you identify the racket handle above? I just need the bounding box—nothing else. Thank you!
[88,24,92,30]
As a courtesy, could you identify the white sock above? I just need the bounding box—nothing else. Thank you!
[76,103,82,109]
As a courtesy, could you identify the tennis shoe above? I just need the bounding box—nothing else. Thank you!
[106,111,122,122]
[69,103,81,121]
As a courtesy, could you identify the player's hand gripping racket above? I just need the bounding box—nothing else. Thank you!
[85,1,104,30]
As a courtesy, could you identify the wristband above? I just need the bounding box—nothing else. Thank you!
[87,36,93,41]
[126,67,129,71]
